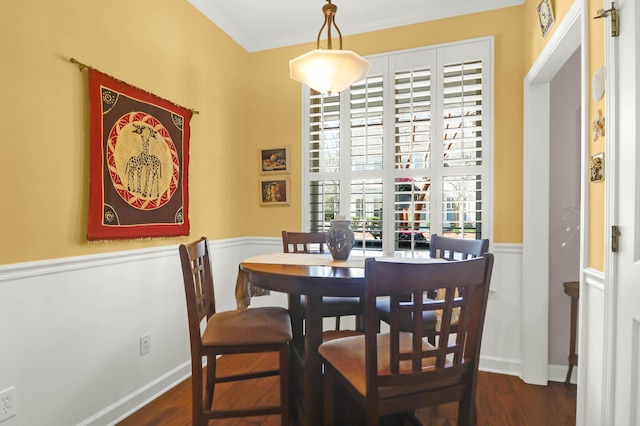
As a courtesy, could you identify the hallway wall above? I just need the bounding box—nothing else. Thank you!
[549,48,581,368]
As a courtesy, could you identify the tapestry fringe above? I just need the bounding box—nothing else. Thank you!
[86,236,182,244]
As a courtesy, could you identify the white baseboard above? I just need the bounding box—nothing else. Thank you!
[548,362,577,384]
[479,356,576,384]
[79,361,191,426]
[479,354,522,377]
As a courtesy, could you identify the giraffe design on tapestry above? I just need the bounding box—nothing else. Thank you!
[125,124,163,198]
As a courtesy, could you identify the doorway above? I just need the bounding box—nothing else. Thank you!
[548,47,581,382]
[522,1,584,385]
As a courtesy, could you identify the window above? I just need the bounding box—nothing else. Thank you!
[302,38,493,256]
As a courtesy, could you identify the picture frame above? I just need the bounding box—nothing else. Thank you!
[260,146,290,174]
[590,152,604,182]
[537,0,555,39]
[260,178,290,206]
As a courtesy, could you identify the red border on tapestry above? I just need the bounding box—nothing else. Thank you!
[87,69,192,240]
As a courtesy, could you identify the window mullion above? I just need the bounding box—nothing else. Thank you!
[380,55,395,256]
[339,88,351,216]
[430,47,445,236]
[302,88,311,230]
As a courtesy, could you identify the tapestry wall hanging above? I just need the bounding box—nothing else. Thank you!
[87,69,192,240]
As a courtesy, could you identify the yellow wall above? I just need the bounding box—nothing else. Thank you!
[247,7,526,243]
[2,0,604,269]
[587,0,605,271]
[522,0,577,70]
[0,0,252,264]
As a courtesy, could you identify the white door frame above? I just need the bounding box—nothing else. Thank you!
[601,0,624,423]
[522,0,585,385]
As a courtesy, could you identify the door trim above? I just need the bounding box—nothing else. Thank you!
[522,0,584,385]
[601,0,621,423]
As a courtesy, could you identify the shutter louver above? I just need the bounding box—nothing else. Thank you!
[350,179,383,250]
[442,59,483,168]
[394,68,432,170]
[309,91,341,173]
[441,175,482,239]
[309,180,340,232]
[350,75,384,171]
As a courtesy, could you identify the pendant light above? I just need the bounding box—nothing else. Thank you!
[289,0,371,95]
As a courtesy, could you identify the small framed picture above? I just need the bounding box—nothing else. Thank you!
[590,152,604,182]
[260,146,289,174]
[260,178,290,206]
[537,0,555,38]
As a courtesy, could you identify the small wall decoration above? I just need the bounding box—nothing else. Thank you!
[590,152,604,182]
[592,66,606,101]
[260,178,290,206]
[592,110,605,141]
[86,68,193,240]
[537,0,555,38]
[260,147,289,174]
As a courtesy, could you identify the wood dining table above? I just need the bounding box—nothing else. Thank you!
[239,252,443,426]
[239,252,365,425]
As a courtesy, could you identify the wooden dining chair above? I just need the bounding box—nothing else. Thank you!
[179,237,292,426]
[376,234,489,342]
[428,234,490,261]
[282,230,364,331]
[281,230,328,254]
[319,254,494,425]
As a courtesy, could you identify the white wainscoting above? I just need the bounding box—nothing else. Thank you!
[576,267,605,426]
[477,243,523,377]
[0,238,585,425]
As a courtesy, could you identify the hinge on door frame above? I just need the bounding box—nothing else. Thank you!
[594,2,620,38]
[611,225,620,252]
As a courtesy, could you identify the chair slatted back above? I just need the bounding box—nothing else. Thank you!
[363,254,494,398]
[429,234,489,260]
[282,231,327,254]
[179,238,216,352]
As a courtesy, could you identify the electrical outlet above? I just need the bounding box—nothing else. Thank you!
[0,386,17,422]
[140,334,151,356]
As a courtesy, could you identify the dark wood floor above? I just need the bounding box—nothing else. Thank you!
[117,352,576,425]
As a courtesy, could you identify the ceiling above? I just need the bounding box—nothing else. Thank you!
[188,0,524,53]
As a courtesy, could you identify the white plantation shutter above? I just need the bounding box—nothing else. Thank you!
[442,60,484,167]
[302,38,492,255]
[349,179,383,251]
[393,66,432,170]
[308,180,340,233]
[308,92,340,173]
[350,75,384,172]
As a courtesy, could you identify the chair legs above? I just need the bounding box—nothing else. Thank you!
[279,344,291,426]
[457,394,477,426]
[204,355,215,410]
[192,347,290,426]
[323,365,336,426]
[190,357,206,426]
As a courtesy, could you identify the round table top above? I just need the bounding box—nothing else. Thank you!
[240,254,366,297]
[240,252,447,297]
